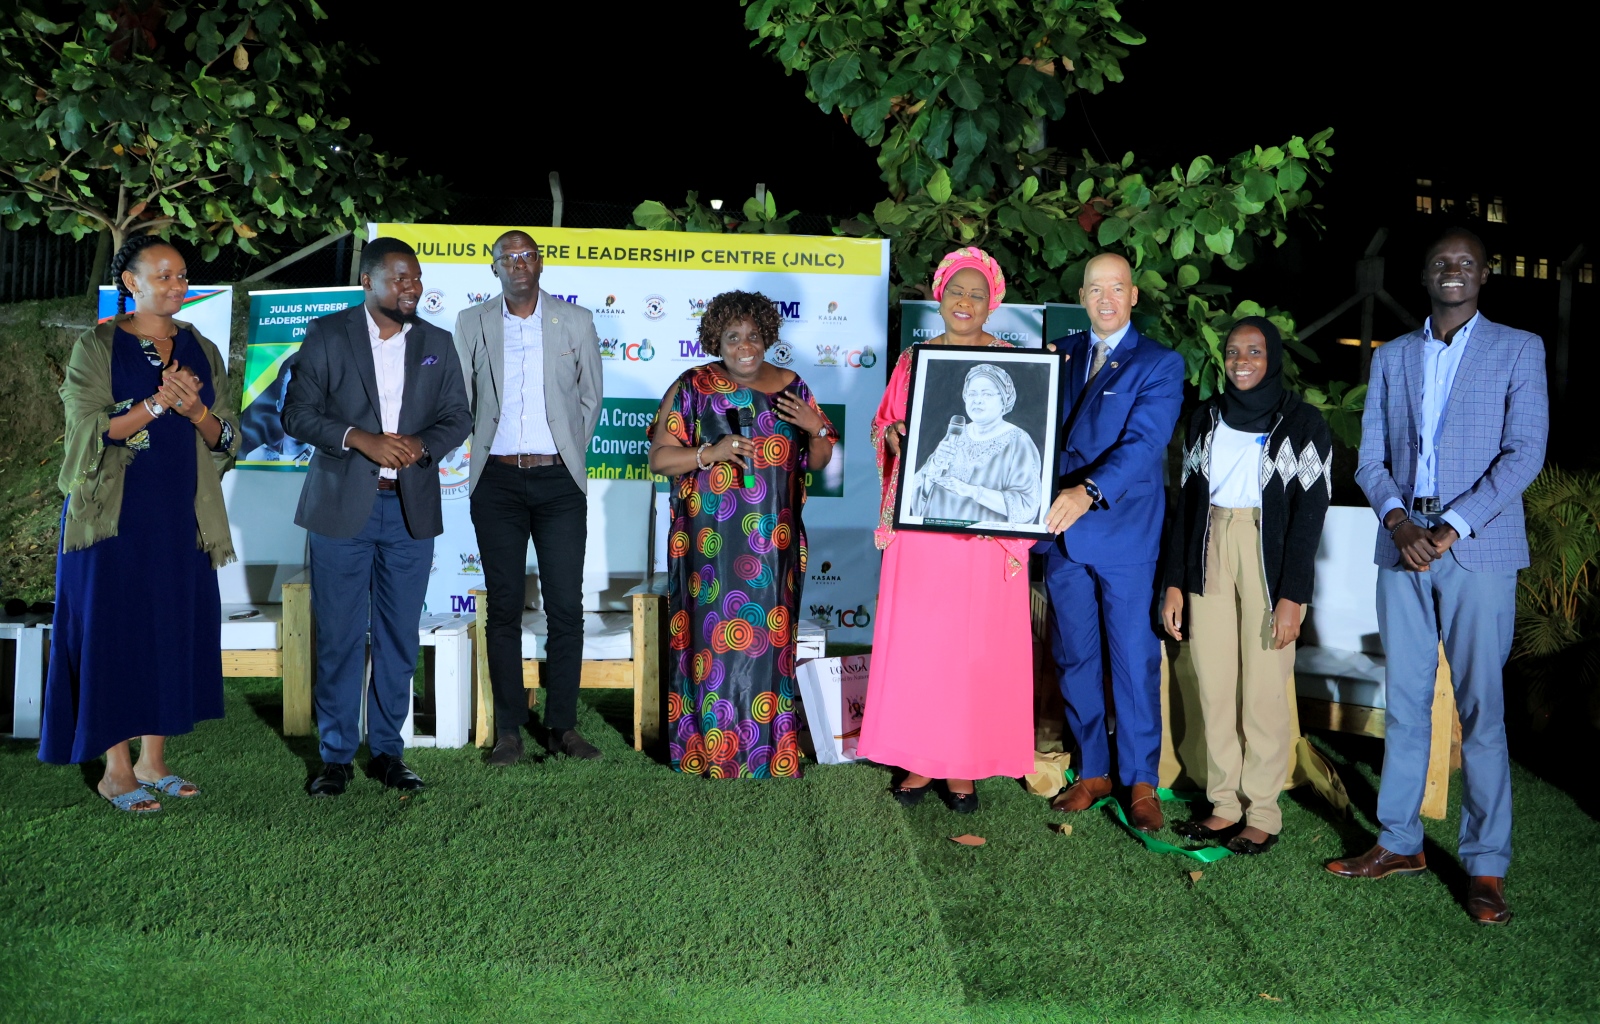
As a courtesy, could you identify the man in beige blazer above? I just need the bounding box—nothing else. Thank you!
[455,229,604,763]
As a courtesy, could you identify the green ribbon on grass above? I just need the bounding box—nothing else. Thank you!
[1064,769,1232,864]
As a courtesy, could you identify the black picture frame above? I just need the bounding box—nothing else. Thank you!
[892,344,1066,540]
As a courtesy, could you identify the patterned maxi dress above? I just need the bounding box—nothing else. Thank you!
[657,363,834,778]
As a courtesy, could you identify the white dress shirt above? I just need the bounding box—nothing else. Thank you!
[1086,321,1133,381]
[1208,421,1265,508]
[341,306,409,480]
[490,299,560,456]
[1377,312,1477,538]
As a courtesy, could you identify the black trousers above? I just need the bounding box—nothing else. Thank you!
[470,460,587,734]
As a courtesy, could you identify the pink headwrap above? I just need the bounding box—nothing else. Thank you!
[931,246,1006,310]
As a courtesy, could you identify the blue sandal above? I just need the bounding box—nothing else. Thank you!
[137,775,200,798]
[105,787,161,813]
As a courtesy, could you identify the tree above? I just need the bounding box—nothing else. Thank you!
[637,1,1360,439]
[0,0,446,290]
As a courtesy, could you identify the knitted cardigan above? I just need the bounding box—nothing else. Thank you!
[1162,398,1333,608]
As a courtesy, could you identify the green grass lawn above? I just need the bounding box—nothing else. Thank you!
[2,678,1598,1023]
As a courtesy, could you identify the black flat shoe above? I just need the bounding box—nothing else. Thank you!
[1225,832,1279,856]
[892,783,931,808]
[308,762,354,797]
[367,754,425,792]
[944,791,980,814]
[1173,819,1243,842]
[544,728,603,760]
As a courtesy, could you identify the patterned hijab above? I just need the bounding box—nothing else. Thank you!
[931,246,1006,310]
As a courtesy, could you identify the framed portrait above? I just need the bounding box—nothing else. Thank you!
[893,345,1065,540]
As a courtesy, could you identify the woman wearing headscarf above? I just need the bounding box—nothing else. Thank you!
[40,234,238,812]
[857,247,1035,813]
[1160,317,1332,853]
[906,361,1043,525]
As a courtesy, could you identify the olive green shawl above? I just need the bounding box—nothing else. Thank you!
[58,315,239,568]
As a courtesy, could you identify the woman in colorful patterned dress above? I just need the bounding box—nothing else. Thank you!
[856,247,1036,813]
[648,291,837,778]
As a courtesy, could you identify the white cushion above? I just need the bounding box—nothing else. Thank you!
[219,604,281,650]
[1295,646,1386,709]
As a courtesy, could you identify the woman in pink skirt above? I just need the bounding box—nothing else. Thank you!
[857,247,1035,813]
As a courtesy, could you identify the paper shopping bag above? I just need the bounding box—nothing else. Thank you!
[795,654,871,764]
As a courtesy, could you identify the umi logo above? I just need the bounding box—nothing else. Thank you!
[678,339,707,359]
[450,594,478,614]
[773,300,801,321]
[551,293,578,304]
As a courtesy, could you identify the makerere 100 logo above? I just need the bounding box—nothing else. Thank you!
[598,337,656,361]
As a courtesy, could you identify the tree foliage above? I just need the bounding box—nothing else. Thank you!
[1513,468,1600,728]
[657,0,1357,432]
[0,0,446,261]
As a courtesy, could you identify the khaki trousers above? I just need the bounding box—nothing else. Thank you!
[1189,507,1294,833]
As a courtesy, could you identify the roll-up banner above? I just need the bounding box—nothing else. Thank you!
[226,227,891,638]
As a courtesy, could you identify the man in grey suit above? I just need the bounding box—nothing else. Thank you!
[1329,228,1547,925]
[283,237,472,796]
[455,230,604,764]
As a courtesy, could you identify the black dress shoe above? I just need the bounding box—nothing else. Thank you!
[1174,819,1244,843]
[308,762,354,797]
[892,782,930,808]
[1225,832,1279,856]
[944,790,980,814]
[487,732,524,767]
[544,728,602,760]
[367,753,425,792]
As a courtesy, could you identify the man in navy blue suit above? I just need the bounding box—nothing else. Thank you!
[1041,252,1185,831]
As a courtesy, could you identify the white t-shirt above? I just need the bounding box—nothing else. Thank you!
[1208,422,1265,508]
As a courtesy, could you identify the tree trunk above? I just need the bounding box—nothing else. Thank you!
[84,227,112,298]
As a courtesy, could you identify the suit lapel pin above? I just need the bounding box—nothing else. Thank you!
[551,317,559,324]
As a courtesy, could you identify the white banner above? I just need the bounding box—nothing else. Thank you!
[373,225,890,639]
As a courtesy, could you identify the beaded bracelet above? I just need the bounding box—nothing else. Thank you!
[695,443,711,471]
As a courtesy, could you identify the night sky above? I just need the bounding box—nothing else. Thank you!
[340,2,1593,412]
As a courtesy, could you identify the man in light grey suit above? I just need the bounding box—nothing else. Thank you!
[1329,228,1548,925]
[283,237,472,796]
[455,230,604,764]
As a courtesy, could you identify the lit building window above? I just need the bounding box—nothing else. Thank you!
[1469,193,1482,217]
[1416,195,1433,214]
[1514,256,1526,277]
[1487,196,1506,223]
[1492,254,1503,275]
[1440,197,1455,212]
[1416,178,1433,186]
[1582,264,1594,285]
[1535,259,1550,280]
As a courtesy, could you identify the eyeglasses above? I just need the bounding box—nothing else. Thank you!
[944,286,988,301]
[494,250,539,268]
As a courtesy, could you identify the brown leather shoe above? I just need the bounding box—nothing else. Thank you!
[487,732,524,767]
[1325,844,1428,879]
[1050,775,1111,812]
[1466,876,1512,925]
[1128,782,1163,833]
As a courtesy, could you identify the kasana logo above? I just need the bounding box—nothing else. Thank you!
[598,293,625,315]
[644,295,667,321]
[819,299,849,324]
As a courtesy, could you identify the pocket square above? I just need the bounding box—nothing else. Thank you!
[421,355,438,366]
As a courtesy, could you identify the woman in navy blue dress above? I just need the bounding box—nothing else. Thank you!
[40,235,239,812]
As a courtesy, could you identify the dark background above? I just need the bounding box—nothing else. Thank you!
[907,351,1056,522]
[340,4,1593,463]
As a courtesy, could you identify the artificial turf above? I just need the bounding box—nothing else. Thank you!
[2,678,1597,1023]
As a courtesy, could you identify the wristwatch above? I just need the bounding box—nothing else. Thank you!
[1083,480,1104,507]
[815,424,834,440]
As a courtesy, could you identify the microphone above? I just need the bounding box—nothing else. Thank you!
[737,406,756,490]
